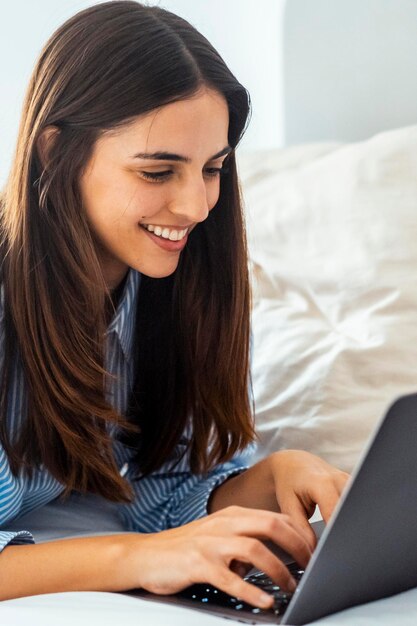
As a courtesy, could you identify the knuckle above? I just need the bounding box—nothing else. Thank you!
[224,505,244,515]
[260,512,286,533]
[324,472,338,484]
[292,535,308,554]
[263,516,279,533]
[245,538,262,559]
[279,513,293,525]
[213,505,243,518]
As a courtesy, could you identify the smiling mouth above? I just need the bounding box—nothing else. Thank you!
[140,223,190,241]
[139,223,190,251]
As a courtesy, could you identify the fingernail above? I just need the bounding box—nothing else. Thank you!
[288,577,297,592]
[260,592,273,607]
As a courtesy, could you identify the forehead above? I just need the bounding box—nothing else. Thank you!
[98,88,229,160]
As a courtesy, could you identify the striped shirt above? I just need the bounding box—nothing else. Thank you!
[0,269,250,552]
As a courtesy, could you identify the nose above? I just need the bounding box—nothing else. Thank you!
[168,174,211,225]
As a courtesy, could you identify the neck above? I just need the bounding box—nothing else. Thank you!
[105,271,129,326]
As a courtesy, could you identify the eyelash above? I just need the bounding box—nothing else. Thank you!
[138,166,230,183]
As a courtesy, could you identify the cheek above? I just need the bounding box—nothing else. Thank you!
[207,181,221,211]
[132,186,169,219]
[80,168,131,221]
[82,170,165,224]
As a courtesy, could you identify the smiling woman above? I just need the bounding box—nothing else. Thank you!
[0,0,348,610]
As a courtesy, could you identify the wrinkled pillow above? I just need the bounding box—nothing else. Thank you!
[238,126,417,472]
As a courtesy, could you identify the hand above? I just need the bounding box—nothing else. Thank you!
[208,450,350,552]
[269,450,350,548]
[131,505,312,609]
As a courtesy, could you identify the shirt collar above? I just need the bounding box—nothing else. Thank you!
[106,269,141,360]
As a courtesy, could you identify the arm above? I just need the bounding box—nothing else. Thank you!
[0,507,314,608]
[208,454,279,514]
[0,441,144,600]
[0,533,142,601]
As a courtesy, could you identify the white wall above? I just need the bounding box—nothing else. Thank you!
[283,0,417,144]
[0,0,285,187]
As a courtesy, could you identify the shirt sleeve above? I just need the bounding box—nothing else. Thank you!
[0,289,35,553]
[122,445,252,533]
[0,447,36,553]
[166,451,253,527]
[0,441,36,553]
[0,530,35,552]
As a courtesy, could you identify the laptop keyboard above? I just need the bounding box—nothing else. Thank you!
[177,563,305,617]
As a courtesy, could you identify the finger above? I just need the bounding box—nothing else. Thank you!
[219,507,312,568]
[243,512,312,568]
[264,519,312,569]
[225,536,298,593]
[209,566,275,610]
[336,472,351,493]
[313,486,342,523]
[278,497,317,551]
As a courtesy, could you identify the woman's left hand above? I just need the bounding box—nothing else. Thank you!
[208,450,350,551]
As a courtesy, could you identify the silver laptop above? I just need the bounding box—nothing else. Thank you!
[128,393,417,624]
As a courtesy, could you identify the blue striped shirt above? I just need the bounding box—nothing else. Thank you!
[0,269,249,552]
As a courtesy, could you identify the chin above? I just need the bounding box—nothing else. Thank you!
[135,259,179,279]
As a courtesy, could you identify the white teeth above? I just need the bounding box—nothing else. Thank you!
[142,224,189,241]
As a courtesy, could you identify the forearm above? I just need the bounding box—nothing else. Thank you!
[0,533,141,601]
[207,456,279,514]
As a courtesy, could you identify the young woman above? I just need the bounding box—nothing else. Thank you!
[0,0,349,608]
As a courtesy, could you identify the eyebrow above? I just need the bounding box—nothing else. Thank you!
[131,145,232,163]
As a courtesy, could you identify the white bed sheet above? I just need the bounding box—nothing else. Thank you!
[2,587,417,626]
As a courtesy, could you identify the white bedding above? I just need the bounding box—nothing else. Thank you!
[239,126,417,473]
[2,588,417,626]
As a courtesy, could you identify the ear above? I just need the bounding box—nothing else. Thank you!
[36,126,60,169]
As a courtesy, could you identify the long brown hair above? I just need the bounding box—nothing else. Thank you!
[0,1,254,502]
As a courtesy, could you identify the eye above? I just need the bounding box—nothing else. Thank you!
[137,161,230,183]
[139,170,172,182]
[204,164,230,178]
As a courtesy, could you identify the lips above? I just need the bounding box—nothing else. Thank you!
[139,224,189,252]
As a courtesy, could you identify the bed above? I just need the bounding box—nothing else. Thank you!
[2,1,417,624]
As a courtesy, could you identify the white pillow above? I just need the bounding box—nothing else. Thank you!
[238,126,417,472]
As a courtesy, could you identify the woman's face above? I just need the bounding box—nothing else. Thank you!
[79,87,230,290]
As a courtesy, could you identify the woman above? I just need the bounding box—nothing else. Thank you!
[0,0,349,607]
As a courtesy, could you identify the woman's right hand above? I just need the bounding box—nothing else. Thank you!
[125,505,313,610]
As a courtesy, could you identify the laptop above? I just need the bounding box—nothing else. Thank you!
[128,393,417,624]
